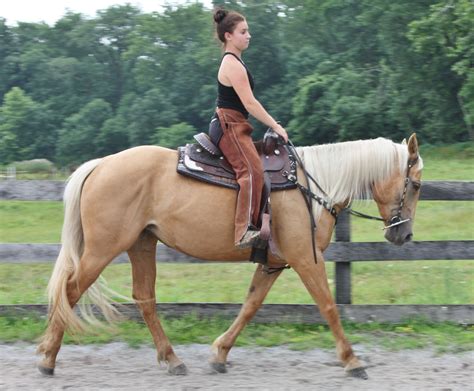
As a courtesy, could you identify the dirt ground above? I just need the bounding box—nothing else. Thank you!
[0,342,472,390]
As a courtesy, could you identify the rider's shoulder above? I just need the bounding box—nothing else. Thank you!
[221,55,245,72]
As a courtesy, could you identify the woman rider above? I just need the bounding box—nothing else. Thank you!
[211,8,288,249]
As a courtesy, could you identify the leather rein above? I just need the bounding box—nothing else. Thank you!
[283,139,419,263]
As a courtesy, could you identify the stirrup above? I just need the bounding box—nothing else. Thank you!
[236,230,260,249]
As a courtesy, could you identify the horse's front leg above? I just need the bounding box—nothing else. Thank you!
[209,263,283,373]
[290,251,368,379]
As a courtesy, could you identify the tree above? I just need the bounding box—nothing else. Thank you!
[127,3,218,130]
[0,87,55,163]
[96,115,130,156]
[0,0,471,167]
[408,0,474,140]
[289,70,339,144]
[153,122,196,148]
[56,99,112,166]
[0,18,16,98]
[127,88,178,146]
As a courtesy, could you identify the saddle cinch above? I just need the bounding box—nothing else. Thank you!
[177,129,298,265]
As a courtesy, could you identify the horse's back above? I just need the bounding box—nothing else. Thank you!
[107,144,177,169]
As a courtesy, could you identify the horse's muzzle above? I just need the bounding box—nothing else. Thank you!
[384,223,413,246]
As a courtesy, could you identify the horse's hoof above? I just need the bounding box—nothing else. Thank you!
[38,365,54,376]
[168,363,188,376]
[210,362,227,373]
[347,367,368,380]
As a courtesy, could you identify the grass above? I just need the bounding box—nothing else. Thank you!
[0,314,472,353]
[419,142,473,181]
[0,261,473,305]
[0,201,64,243]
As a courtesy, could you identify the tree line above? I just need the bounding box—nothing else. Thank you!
[0,0,472,166]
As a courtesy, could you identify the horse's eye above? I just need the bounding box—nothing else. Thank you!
[412,181,421,191]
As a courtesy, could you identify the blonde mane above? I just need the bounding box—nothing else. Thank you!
[296,137,419,215]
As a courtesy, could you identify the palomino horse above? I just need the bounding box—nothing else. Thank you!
[37,134,423,379]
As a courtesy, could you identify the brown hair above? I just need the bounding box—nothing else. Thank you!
[213,8,245,44]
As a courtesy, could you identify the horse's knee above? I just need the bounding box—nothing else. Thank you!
[320,303,340,323]
[134,296,156,318]
[139,304,156,319]
[242,299,262,317]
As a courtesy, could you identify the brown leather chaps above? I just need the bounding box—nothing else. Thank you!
[216,108,264,244]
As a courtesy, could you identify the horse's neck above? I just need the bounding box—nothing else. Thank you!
[298,139,406,204]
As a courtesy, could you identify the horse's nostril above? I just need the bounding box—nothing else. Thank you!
[405,233,413,242]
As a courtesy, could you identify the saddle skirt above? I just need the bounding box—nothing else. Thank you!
[177,133,297,191]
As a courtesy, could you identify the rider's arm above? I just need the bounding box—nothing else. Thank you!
[221,57,288,142]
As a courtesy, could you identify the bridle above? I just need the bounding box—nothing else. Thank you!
[347,155,419,230]
[284,139,420,264]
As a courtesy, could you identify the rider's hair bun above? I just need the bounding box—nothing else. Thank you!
[213,8,228,24]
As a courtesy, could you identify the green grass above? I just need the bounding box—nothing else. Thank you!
[419,142,473,181]
[0,261,473,305]
[349,201,474,242]
[0,314,472,353]
[0,201,64,243]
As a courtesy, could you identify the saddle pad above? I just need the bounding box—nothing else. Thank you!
[177,143,298,191]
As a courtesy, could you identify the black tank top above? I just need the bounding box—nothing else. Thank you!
[216,52,254,118]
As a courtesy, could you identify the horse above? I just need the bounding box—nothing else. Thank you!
[37,133,423,379]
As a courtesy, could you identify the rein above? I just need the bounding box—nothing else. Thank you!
[283,139,419,260]
[284,140,338,264]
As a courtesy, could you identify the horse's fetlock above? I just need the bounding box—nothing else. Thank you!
[336,341,354,363]
[36,342,46,355]
[344,356,363,372]
[214,336,231,352]
[157,344,174,363]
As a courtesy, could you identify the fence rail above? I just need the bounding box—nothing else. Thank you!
[1,180,473,201]
[1,303,472,324]
[0,180,473,323]
[1,240,472,264]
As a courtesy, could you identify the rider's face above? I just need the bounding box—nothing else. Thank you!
[226,20,251,51]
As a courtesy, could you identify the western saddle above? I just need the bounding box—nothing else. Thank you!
[177,130,298,266]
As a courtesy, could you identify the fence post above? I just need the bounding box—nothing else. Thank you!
[335,209,351,304]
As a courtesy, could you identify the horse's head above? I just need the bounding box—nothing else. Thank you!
[372,134,423,246]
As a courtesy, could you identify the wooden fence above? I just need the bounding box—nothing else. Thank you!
[0,179,473,323]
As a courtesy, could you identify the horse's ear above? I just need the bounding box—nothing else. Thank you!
[401,138,407,145]
[407,133,418,157]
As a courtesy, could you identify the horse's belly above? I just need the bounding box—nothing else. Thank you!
[152,174,246,261]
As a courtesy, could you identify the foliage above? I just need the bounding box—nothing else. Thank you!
[10,159,55,173]
[55,99,113,165]
[153,122,196,148]
[0,0,472,166]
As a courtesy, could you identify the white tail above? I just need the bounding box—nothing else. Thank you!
[46,158,123,332]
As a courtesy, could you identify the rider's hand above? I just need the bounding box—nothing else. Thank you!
[273,124,288,143]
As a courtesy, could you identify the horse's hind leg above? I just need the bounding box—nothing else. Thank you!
[290,252,368,379]
[209,264,283,373]
[128,231,187,375]
[38,248,119,375]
